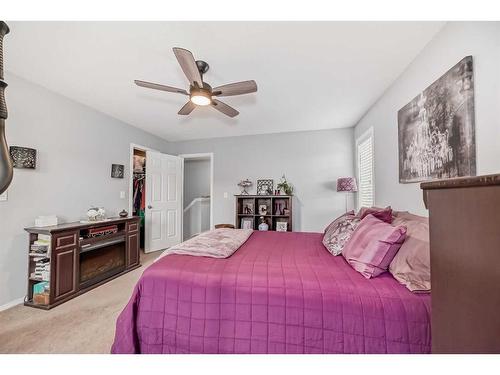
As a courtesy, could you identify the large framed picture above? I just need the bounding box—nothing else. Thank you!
[398,56,476,183]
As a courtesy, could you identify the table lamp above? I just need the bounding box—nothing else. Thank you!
[337,177,358,213]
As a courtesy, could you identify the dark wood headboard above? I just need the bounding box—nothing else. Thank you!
[421,174,500,353]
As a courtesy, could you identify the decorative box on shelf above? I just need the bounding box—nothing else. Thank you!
[234,195,293,231]
[34,215,58,227]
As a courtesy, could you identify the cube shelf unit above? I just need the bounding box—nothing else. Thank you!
[235,195,293,231]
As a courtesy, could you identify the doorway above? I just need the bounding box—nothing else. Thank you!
[180,153,214,241]
[129,144,183,253]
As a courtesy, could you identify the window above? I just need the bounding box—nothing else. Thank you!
[356,128,374,208]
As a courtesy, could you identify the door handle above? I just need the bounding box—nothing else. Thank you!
[148,205,153,209]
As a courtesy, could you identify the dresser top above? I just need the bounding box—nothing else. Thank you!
[421,174,500,190]
[25,216,139,234]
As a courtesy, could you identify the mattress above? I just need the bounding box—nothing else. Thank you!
[111,231,431,353]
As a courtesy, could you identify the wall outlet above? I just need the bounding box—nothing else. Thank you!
[120,191,126,199]
[223,192,228,199]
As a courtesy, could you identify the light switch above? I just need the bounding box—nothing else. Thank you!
[120,191,126,199]
[223,192,228,199]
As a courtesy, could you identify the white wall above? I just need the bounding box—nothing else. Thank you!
[354,22,500,215]
[183,159,210,207]
[175,128,355,232]
[0,73,174,308]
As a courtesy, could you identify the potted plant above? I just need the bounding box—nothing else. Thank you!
[277,175,294,195]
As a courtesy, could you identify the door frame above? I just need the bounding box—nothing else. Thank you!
[179,152,214,240]
[128,143,161,252]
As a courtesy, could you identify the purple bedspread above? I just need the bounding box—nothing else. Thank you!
[112,231,431,354]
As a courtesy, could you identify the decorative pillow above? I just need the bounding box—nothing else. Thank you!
[342,214,407,278]
[323,210,354,234]
[389,212,430,292]
[322,214,360,256]
[357,206,393,223]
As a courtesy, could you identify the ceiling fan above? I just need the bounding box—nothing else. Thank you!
[134,47,257,118]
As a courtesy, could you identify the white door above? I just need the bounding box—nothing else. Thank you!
[145,151,182,253]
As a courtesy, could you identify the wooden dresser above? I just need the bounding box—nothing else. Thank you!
[421,174,500,353]
[24,216,140,309]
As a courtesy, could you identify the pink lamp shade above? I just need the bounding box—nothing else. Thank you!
[337,177,358,192]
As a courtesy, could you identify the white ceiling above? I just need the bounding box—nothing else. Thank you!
[6,22,444,142]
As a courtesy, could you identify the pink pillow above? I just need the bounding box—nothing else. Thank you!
[342,214,407,278]
[324,210,354,234]
[389,212,430,292]
[357,206,393,223]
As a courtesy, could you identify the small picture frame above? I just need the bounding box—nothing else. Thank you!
[259,204,267,215]
[276,221,288,232]
[111,164,125,178]
[257,179,274,195]
[241,218,253,230]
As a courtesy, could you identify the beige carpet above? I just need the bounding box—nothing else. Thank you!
[0,251,158,354]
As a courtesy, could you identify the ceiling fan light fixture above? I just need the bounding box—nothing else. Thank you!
[135,47,257,117]
[190,93,211,106]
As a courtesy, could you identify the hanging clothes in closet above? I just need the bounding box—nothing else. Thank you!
[133,176,145,216]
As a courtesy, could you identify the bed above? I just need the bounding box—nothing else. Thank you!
[111,231,431,354]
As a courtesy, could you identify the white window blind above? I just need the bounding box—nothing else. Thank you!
[357,131,374,208]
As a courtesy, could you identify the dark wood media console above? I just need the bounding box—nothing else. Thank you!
[24,217,140,310]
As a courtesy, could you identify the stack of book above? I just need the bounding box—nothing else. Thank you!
[29,234,51,281]
[32,258,50,281]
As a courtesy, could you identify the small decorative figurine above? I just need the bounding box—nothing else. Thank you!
[237,179,252,195]
[119,209,128,218]
[87,207,106,221]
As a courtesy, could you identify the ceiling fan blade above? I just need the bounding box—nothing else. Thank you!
[211,99,239,118]
[178,101,196,115]
[172,47,203,88]
[212,80,257,97]
[134,80,188,95]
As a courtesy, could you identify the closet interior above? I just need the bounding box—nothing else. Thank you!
[132,148,146,249]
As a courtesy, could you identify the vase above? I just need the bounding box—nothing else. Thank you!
[258,217,269,231]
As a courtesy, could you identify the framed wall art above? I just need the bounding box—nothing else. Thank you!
[398,56,476,183]
[111,164,125,178]
[10,146,37,169]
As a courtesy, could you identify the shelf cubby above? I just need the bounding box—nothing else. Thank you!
[235,195,293,232]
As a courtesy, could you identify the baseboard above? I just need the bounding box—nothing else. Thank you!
[0,297,24,312]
